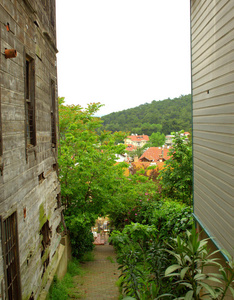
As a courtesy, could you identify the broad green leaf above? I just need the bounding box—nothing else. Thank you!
[184,290,193,300]
[206,276,222,284]
[194,273,206,281]
[180,282,192,289]
[199,282,217,297]
[154,294,175,299]
[180,267,189,279]
[229,286,234,297]
[165,264,181,276]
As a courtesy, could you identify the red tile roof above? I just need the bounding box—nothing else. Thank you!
[139,147,171,162]
[126,135,149,142]
[126,144,137,151]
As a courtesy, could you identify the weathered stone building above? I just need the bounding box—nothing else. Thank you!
[0,0,64,299]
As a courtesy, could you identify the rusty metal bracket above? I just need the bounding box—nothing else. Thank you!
[5,49,17,59]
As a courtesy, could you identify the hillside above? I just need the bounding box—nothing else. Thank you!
[101,94,192,135]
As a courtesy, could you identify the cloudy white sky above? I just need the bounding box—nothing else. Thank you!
[56,0,191,116]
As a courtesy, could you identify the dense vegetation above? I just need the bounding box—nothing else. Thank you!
[58,98,128,258]
[101,94,192,135]
[58,99,234,299]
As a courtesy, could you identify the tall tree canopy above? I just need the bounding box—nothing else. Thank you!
[58,98,127,216]
[158,131,193,205]
[58,98,129,257]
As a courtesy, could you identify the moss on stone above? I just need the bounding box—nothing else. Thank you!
[39,203,47,231]
[41,248,50,265]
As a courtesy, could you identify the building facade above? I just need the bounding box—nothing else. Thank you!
[0,0,63,299]
[191,0,234,260]
[124,134,149,148]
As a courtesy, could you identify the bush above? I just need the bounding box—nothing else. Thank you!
[110,201,193,299]
[48,258,84,299]
[160,226,234,299]
[65,213,95,259]
[151,200,193,240]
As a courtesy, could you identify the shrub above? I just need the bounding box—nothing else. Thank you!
[160,226,234,299]
[65,213,95,259]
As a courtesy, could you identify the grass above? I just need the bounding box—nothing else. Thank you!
[106,256,115,263]
[48,258,85,299]
[80,251,95,262]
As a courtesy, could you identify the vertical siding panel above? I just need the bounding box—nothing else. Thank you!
[192,0,234,257]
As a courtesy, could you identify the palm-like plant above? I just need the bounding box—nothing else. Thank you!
[159,226,234,299]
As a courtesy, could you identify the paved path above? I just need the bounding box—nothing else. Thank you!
[72,244,120,299]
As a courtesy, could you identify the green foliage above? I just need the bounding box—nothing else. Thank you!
[48,259,84,299]
[81,251,95,262]
[101,94,192,135]
[107,175,159,231]
[110,223,162,300]
[109,201,193,299]
[158,131,192,204]
[148,132,165,147]
[151,200,193,240]
[159,226,234,299]
[65,213,95,259]
[59,97,128,216]
[58,98,128,257]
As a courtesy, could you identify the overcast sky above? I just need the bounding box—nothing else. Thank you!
[56,0,191,116]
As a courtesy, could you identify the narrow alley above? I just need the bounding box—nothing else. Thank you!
[72,244,120,299]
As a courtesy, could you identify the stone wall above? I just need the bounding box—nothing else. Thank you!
[0,0,62,299]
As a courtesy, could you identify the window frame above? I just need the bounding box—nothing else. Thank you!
[50,79,57,148]
[1,212,22,300]
[25,53,36,150]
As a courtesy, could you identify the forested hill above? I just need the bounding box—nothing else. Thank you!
[101,94,192,135]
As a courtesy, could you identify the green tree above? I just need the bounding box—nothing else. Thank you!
[158,131,192,205]
[148,132,165,147]
[58,98,128,257]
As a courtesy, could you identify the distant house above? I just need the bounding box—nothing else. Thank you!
[139,147,171,165]
[191,0,234,268]
[125,144,137,152]
[125,134,149,148]
[165,132,190,146]
[165,135,174,146]
[115,153,127,162]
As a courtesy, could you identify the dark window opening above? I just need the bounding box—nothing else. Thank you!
[56,222,62,234]
[54,193,61,211]
[51,80,56,147]
[40,220,51,278]
[40,220,51,258]
[25,56,36,147]
[1,212,22,299]
[38,172,45,184]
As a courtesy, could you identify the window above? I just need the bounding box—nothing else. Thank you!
[51,80,56,147]
[1,212,22,299]
[25,56,36,147]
